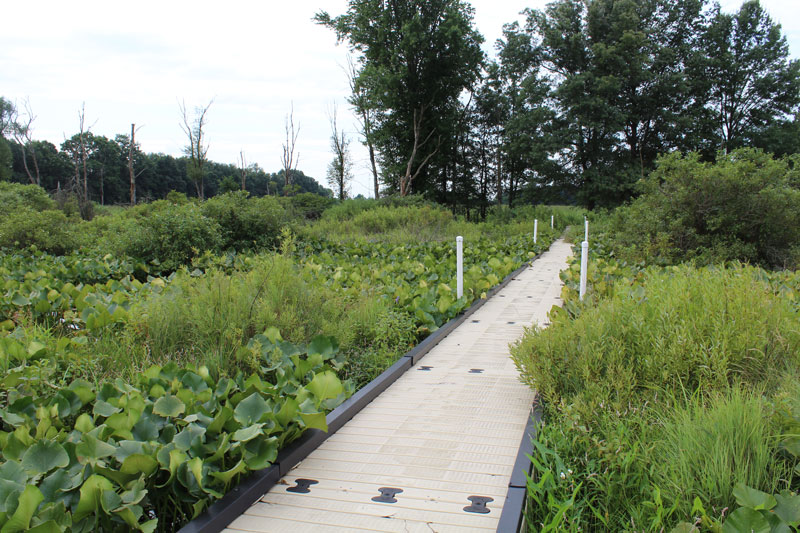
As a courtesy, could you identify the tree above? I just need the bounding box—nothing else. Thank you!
[346,55,380,198]
[326,103,353,200]
[10,99,42,186]
[180,99,213,199]
[700,0,800,153]
[0,97,13,181]
[280,104,300,191]
[316,0,484,197]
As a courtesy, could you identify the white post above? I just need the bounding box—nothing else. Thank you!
[579,240,588,301]
[456,236,463,299]
[551,214,554,229]
[533,219,538,244]
[584,217,589,242]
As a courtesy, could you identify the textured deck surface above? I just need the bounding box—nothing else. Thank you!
[224,239,572,533]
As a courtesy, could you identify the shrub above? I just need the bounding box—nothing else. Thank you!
[115,203,222,271]
[0,181,54,211]
[0,209,78,254]
[616,148,800,268]
[201,191,287,252]
[287,192,335,220]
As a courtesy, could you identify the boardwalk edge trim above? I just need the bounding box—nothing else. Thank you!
[177,251,546,533]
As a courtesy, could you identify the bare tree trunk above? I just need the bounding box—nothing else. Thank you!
[400,105,439,197]
[327,103,352,200]
[281,104,300,192]
[496,146,503,206]
[12,99,41,186]
[239,150,247,191]
[100,166,104,205]
[78,103,89,204]
[180,99,213,200]
[129,124,137,205]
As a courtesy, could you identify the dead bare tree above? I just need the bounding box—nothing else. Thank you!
[326,103,353,200]
[281,104,300,191]
[238,150,247,191]
[77,103,91,204]
[128,123,145,205]
[346,56,380,199]
[180,99,213,200]
[400,105,439,197]
[11,99,41,186]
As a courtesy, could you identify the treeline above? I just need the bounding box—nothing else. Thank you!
[0,104,331,206]
[320,0,800,211]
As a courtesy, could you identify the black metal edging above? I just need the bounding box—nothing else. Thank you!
[496,399,544,532]
[179,251,546,533]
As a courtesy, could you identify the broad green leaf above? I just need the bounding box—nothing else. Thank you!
[152,394,185,418]
[774,490,800,525]
[232,423,265,442]
[732,483,776,511]
[1,485,43,533]
[209,458,247,484]
[76,433,116,464]
[20,440,69,475]
[722,507,771,533]
[243,437,278,470]
[73,474,114,522]
[275,397,299,428]
[100,489,122,513]
[300,412,327,431]
[234,393,269,426]
[306,371,344,402]
[26,521,61,533]
[120,454,158,476]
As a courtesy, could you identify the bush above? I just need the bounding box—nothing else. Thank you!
[201,191,287,252]
[0,181,54,211]
[287,192,335,220]
[116,203,222,271]
[616,148,800,268]
[0,209,78,254]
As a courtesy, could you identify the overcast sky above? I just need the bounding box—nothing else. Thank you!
[2,0,798,197]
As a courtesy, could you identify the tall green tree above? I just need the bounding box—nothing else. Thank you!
[315,0,484,197]
[699,0,800,153]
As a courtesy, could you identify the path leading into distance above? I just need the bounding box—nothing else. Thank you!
[223,239,573,533]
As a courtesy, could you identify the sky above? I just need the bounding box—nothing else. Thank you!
[2,1,798,198]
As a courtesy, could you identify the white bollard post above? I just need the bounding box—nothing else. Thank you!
[584,217,589,242]
[551,214,554,229]
[579,240,588,301]
[533,219,538,244]
[456,236,463,300]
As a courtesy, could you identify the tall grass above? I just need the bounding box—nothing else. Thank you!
[95,252,411,383]
[650,388,786,517]
[512,265,800,530]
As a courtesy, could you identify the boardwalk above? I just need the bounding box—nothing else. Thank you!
[223,239,573,533]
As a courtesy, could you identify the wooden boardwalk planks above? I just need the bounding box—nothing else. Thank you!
[223,239,573,533]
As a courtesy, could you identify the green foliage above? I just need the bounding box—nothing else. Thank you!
[513,265,800,530]
[515,265,799,414]
[615,149,800,268]
[200,191,288,252]
[0,335,350,532]
[288,192,336,220]
[0,182,55,211]
[652,389,787,518]
[0,210,78,255]
[113,203,222,272]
